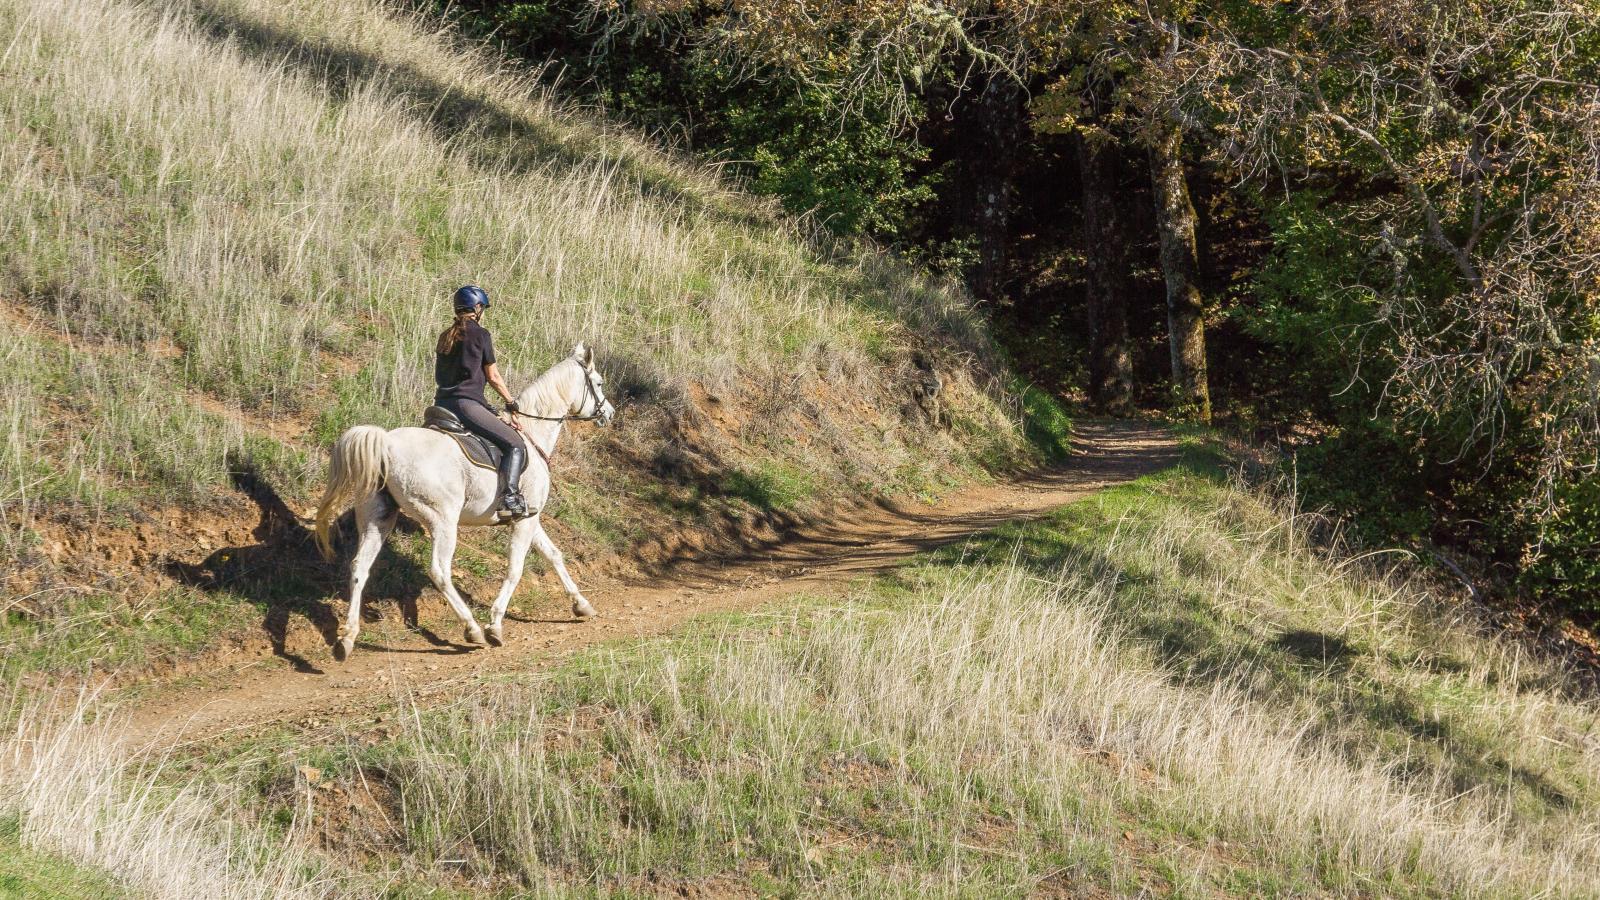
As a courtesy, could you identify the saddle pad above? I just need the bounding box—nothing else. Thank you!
[430,426,501,471]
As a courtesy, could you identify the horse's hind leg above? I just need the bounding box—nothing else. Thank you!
[486,517,537,646]
[338,492,398,661]
[416,512,487,647]
[527,516,596,620]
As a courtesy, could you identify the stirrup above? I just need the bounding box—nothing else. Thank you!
[499,492,532,520]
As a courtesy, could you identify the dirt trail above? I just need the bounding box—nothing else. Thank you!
[120,421,1177,748]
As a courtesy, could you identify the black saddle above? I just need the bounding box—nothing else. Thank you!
[423,406,501,471]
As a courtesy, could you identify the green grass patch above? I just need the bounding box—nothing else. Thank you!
[719,460,816,511]
[0,584,258,679]
[1018,382,1072,462]
[0,815,128,899]
[544,478,641,552]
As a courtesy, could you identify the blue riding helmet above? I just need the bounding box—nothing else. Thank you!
[452,284,490,312]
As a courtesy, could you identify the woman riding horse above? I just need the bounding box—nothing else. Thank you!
[315,331,615,657]
[433,285,530,518]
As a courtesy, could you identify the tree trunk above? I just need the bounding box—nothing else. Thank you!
[1150,118,1211,422]
[1077,132,1134,414]
[963,75,1024,302]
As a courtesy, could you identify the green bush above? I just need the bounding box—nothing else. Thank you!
[1522,476,1600,613]
[442,0,933,241]
[1289,424,1434,548]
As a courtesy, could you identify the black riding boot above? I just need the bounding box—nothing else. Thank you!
[498,446,531,518]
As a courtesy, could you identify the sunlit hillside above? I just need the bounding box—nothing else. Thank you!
[0,0,1029,672]
[0,0,1023,506]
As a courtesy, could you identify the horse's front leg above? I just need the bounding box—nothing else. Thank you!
[528,516,595,620]
[486,517,538,646]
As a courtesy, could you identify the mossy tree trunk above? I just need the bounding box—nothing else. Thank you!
[1150,118,1211,422]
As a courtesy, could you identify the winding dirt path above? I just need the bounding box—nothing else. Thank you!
[120,421,1177,748]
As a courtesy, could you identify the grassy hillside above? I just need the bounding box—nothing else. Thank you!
[0,0,1028,673]
[7,448,1598,897]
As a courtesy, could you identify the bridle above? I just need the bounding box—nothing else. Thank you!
[506,369,609,467]
[515,366,608,422]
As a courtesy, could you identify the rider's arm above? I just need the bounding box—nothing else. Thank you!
[484,362,516,407]
[474,325,517,411]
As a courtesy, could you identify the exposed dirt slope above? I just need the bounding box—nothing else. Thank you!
[119,421,1177,748]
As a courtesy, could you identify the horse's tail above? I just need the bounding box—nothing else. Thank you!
[314,425,389,561]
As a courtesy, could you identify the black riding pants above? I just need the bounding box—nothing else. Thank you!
[436,396,521,455]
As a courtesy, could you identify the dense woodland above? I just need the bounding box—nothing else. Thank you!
[440,0,1600,612]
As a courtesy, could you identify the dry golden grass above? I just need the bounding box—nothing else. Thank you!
[0,0,1020,515]
[277,461,1599,896]
[6,459,1598,897]
[0,692,347,899]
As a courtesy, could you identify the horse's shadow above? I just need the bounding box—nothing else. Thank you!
[166,454,450,673]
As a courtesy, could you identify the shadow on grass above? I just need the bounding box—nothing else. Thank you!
[165,452,445,673]
[146,0,1008,366]
[1273,629,1358,671]
[151,0,771,235]
[1371,689,1578,809]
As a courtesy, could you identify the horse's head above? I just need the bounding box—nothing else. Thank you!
[514,343,617,426]
[570,342,615,426]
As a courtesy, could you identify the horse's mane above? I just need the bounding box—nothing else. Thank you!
[519,357,579,415]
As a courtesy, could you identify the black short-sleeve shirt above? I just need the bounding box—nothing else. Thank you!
[434,319,496,404]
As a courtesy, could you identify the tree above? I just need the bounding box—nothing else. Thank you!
[960,73,1026,302]
[1149,116,1210,420]
[598,0,1221,416]
[1174,1,1600,511]
[1077,128,1134,413]
[447,0,934,241]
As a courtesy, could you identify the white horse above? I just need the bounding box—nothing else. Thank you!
[313,342,615,659]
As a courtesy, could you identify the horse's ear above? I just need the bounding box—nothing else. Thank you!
[573,342,593,368]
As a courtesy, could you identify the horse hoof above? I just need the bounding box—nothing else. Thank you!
[334,638,353,661]
[465,625,487,647]
[485,625,504,647]
[572,600,596,620]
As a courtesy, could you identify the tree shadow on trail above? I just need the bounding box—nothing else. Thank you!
[165,452,445,673]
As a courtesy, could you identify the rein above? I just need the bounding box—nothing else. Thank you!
[507,372,609,465]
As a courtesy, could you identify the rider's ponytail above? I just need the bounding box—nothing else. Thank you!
[436,311,474,355]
